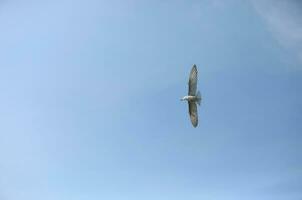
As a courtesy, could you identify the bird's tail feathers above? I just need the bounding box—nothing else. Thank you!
[196,91,202,106]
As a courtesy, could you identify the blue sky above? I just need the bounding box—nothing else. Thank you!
[0,0,301,199]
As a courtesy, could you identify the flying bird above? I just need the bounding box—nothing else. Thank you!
[181,65,202,127]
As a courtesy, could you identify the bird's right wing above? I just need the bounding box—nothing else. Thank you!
[188,101,198,127]
[188,65,198,95]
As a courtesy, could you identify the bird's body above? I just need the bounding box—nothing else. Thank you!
[181,65,201,127]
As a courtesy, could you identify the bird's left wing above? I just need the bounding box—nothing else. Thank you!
[188,101,198,127]
[188,65,198,95]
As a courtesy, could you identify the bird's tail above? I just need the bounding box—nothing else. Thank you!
[196,91,202,106]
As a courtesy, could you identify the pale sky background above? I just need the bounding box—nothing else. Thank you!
[0,0,301,200]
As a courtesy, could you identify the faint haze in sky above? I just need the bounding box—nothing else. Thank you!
[251,0,302,64]
[0,0,301,200]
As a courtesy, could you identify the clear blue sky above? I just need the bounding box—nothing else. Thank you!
[0,0,301,199]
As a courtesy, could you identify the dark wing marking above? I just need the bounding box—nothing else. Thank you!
[188,65,198,96]
[188,101,198,127]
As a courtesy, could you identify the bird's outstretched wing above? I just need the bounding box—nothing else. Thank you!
[188,65,198,95]
[188,101,198,127]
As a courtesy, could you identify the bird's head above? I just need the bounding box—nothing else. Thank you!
[180,96,187,101]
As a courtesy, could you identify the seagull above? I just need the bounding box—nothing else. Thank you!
[181,64,202,127]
